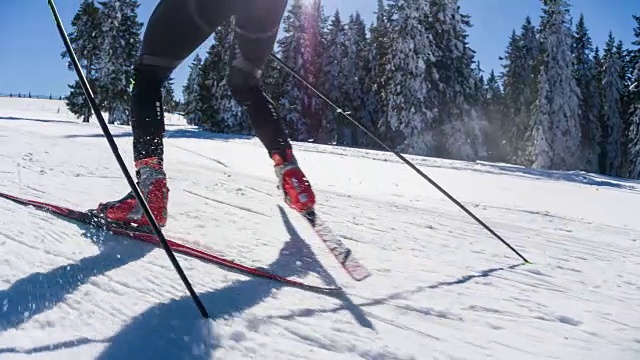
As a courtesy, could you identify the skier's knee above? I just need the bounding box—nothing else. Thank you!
[228,66,261,105]
[135,55,179,83]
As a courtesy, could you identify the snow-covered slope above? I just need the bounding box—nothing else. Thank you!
[0,96,639,359]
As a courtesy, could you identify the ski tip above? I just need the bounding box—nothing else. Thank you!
[351,271,372,282]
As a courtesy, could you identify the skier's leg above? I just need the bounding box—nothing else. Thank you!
[133,0,234,163]
[96,0,233,226]
[229,0,315,212]
[228,0,290,159]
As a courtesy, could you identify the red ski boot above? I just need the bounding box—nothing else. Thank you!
[272,150,315,212]
[95,157,169,227]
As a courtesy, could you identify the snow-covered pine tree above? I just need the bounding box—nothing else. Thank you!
[182,54,204,126]
[626,15,640,178]
[499,16,540,165]
[615,39,634,174]
[161,76,177,114]
[628,81,640,178]
[369,0,393,147]
[63,0,102,122]
[278,0,307,140]
[317,10,346,144]
[277,0,316,141]
[593,46,609,173]
[529,0,582,170]
[427,0,487,160]
[572,14,601,171]
[206,18,248,134]
[499,30,524,160]
[384,0,437,155]
[97,0,142,125]
[341,12,371,147]
[628,106,640,178]
[601,32,625,176]
[260,58,283,105]
[615,39,636,175]
[629,74,640,178]
[277,0,306,140]
[483,70,508,162]
[199,36,228,132]
[531,68,554,169]
[473,61,486,102]
[629,15,640,95]
[301,0,327,141]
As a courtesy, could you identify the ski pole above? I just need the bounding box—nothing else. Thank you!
[269,53,530,264]
[47,0,210,318]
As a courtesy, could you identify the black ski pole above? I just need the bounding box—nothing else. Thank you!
[269,53,530,264]
[48,0,210,318]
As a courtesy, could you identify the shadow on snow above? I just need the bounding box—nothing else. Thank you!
[0,206,371,358]
[0,225,152,333]
[95,205,371,360]
[264,263,526,322]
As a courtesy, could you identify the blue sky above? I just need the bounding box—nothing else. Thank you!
[0,0,636,99]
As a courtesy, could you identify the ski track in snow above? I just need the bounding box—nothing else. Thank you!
[0,97,639,359]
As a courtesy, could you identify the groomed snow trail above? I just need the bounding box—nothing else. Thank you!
[0,97,639,359]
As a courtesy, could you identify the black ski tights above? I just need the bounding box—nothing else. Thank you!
[131,0,290,163]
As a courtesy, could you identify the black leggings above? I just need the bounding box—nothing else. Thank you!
[131,0,291,162]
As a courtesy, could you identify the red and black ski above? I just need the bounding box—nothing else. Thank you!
[301,209,371,281]
[0,191,341,294]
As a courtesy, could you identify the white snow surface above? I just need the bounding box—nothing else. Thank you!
[0,97,639,359]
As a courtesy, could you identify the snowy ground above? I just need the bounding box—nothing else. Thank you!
[0,96,639,359]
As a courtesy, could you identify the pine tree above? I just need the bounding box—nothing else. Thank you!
[198,18,246,134]
[572,14,601,171]
[531,68,554,169]
[628,77,640,178]
[530,0,582,170]
[97,0,142,124]
[428,0,486,160]
[302,0,328,141]
[62,0,102,122]
[616,40,632,112]
[627,15,640,178]
[340,12,370,147]
[182,54,204,126]
[593,46,608,173]
[216,19,250,135]
[161,76,177,114]
[384,0,437,155]
[601,32,625,176]
[261,57,284,113]
[472,61,486,103]
[199,41,226,131]
[277,0,306,140]
[628,106,640,178]
[500,30,524,160]
[629,15,640,95]
[615,39,635,175]
[499,16,540,165]
[277,0,319,141]
[483,70,508,162]
[318,10,346,144]
[369,0,393,147]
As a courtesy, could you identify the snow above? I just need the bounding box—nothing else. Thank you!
[1,96,639,359]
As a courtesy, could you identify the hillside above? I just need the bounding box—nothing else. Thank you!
[0,97,639,359]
